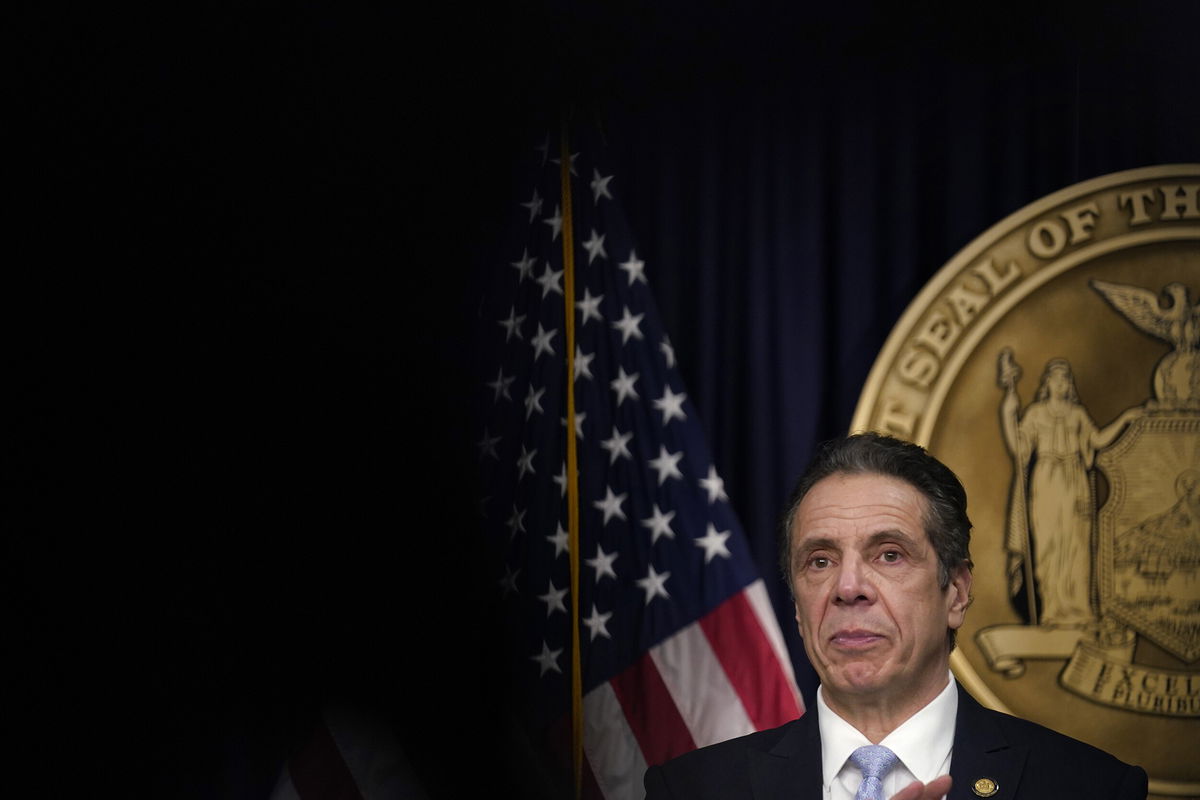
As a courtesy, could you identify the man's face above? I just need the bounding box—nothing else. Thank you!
[789,472,971,709]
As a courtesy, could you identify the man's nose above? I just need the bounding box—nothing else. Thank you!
[833,556,875,605]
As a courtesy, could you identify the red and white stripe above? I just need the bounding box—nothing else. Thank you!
[584,579,804,800]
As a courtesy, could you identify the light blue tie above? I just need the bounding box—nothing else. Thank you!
[850,744,899,800]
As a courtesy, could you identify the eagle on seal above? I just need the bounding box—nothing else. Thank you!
[1090,279,1199,409]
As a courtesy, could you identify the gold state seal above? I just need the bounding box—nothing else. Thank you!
[852,165,1200,798]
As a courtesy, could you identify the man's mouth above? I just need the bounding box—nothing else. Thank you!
[830,629,884,648]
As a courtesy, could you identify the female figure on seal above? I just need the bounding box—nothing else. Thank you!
[999,355,1142,626]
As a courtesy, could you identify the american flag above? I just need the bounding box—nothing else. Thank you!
[475,126,803,800]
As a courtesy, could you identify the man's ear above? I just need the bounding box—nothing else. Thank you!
[947,563,972,630]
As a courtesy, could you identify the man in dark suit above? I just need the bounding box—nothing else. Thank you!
[644,433,1147,800]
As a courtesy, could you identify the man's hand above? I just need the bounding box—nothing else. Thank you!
[889,775,952,800]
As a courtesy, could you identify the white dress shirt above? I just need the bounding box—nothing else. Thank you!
[817,672,957,800]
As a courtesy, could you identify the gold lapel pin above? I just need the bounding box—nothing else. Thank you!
[972,778,999,797]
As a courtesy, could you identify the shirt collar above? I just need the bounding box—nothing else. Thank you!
[816,672,958,788]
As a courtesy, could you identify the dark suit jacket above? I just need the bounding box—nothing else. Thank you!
[644,685,1147,799]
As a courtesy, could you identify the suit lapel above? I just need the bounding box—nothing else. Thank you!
[748,710,824,800]
[948,686,1029,800]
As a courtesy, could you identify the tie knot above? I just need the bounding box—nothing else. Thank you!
[850,744,898,781]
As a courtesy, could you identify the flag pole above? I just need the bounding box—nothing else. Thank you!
[558,116,584,800]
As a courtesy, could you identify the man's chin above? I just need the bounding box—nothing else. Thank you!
[822,663,893,696]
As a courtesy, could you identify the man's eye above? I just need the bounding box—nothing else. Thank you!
[809,556,831,569]
[880,550,902,563]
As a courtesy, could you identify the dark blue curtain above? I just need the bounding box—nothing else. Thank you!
[13,2,1197,797]
[545,6,1200,707]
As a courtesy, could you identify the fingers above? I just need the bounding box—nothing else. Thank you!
[924,775,953,798]
[889,775,952,800]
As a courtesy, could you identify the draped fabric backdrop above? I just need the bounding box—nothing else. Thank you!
[13,2,1198,797]
[509,2,1200,711]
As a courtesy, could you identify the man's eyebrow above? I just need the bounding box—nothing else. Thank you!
[864,529,922,550]
[792,536,839,556]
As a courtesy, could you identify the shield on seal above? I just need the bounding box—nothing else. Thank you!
[1096,413,1200,663]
